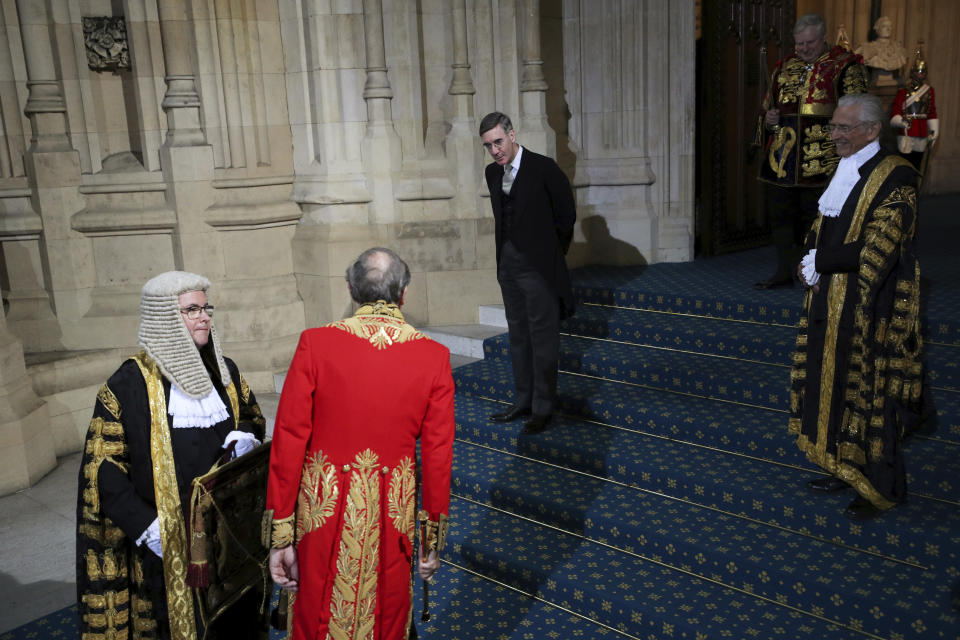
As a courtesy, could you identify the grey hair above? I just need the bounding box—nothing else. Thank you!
[479,111,513,137]
[793,13,826,38]
[837,93,885,125]
[345,247,411,304]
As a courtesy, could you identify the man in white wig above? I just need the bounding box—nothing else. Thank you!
[76,271,268,639]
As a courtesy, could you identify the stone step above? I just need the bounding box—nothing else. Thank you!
[420,323,505,359]
[478,304,507,328]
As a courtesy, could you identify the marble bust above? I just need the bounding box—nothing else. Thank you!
[855,16,908,71]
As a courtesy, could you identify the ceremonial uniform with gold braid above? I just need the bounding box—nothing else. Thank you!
[265,301,455,640]
[757,45,868,285]
[789,149,922,510]
[760,45,867,187]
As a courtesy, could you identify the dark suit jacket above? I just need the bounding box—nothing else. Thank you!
[485,148,577,315]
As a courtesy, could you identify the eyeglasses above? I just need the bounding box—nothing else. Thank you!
[180,304,215,319]
[482,138,510,151]
[825,122,866,134]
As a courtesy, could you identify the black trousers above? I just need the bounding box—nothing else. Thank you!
[764,183,821,280]
[497,241,560,416]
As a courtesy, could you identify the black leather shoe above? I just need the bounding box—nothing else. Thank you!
[806,476,849,493]
[489,405,531,423]
[843,496,883,521]
[753,276,794,290]
[807,476,850,493]
[521,414,551,434]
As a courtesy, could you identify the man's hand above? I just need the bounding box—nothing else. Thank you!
[270,546,299,592]
[764,108,780,128]
[418,548,440,581]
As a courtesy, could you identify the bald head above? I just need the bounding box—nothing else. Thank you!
[345,247,411,305]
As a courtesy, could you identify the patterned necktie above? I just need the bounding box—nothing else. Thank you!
[502,163,515,195]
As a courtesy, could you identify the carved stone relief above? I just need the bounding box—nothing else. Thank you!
[83,17,130,72]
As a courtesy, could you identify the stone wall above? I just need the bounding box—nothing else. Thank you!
[0,0,695,494]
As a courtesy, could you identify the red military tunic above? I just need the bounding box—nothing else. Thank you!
[891,84,938,152]
[266,302,455,640]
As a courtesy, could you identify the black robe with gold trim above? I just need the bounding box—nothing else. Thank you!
[789,149,922,509]
[76,344,266,640]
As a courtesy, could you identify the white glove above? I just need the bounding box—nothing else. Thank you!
[890,114,907,129]
[800,249,820,286]
[136,518,163,558]
[223,430,261,458]
[928,118,940,141]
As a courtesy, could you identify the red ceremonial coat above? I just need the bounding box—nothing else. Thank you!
[266,302,455,640]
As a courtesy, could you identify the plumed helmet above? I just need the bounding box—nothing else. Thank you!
[911,42,927,75]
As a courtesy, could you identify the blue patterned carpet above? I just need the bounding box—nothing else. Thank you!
[5,195,959,639]
[433,194,960,639]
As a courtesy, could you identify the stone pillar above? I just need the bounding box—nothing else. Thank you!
[16,0,70,153]
[156,0,205,147]
[0,7,27,178]
[518,0,555,158]
[0,306,54,495]
[212,0,247,168]
[1,3,60,466]
[447,0,479,218]
[561,0,694,266]
[361,0,402,224]
[16,0,89,324]
[156,0,218,278]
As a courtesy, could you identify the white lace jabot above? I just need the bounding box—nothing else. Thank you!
[169,384,229,429]
[817,140,880,218]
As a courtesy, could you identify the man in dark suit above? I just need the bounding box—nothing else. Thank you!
[479,112,576,434]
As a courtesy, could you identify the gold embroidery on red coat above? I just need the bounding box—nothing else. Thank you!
[776,58,811,104]
[387,457,417,545]
[296,451,339,541]
[328,301,426,350]
[328,449,381,640]
[330,315,425,350]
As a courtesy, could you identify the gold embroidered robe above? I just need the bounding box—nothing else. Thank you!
[789,151,922,509]
[75,350,266,640]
